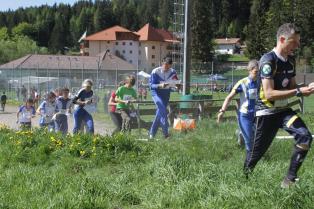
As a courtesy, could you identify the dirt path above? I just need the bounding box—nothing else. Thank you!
[0,105,114,135]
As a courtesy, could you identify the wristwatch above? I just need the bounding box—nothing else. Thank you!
[295,87,303,97]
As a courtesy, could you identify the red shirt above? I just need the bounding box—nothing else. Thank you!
[110,92,117,112]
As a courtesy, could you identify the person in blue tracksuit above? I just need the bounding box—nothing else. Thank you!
[55,87,72,135]
[72,79,95,134]
[149,57,179,139]
[217,60,259,153]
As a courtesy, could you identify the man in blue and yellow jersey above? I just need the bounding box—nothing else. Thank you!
[244,23,314,188]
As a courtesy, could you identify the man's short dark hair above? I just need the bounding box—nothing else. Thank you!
[162,57,173,65]
[276,23,300,41]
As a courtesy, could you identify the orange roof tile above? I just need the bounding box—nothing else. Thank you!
[137,23,178,42]
[84,25,139,41]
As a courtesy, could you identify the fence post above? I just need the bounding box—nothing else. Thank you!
[300,97,304,114]
[136,103,141,136]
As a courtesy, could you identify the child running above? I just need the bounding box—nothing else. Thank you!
[37,91,57,132]
[217,60,259,160]
[115,75,137,132]
[16,98,36,130]
[54,87,72,135]
[72,79,95,134]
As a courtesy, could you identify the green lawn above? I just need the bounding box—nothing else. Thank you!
[1,112,314,208]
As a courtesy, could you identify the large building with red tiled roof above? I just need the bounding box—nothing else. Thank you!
[82,23,179,71]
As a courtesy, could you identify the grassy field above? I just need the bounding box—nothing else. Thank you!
[1,112,314,208]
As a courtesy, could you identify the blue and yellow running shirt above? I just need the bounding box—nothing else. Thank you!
[256,50,296,116]
[232,76,258,115]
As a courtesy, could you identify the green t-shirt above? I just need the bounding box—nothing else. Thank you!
[116,86,137,109]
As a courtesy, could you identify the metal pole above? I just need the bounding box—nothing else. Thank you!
[115,63,118,87]
[37,65,39,94]
[232,62,234,85]
[182,0,191,95]
[58,61,60,88]
[82,63,84,84]
[97,60,100,90]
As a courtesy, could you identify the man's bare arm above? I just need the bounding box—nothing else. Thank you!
[263,78,314,101]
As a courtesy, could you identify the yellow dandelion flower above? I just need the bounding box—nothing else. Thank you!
[50,136,56,141]
[80,150,85,156]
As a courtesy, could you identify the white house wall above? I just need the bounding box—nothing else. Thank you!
[88,40,172,72]
[139,41,172,72]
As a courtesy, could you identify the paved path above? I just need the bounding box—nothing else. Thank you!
[0,105,113,135]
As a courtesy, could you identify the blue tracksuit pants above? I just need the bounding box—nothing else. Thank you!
[150,95,169,137]
[55,114,68,135]
[73,108,94,134]
[238,112,255,152]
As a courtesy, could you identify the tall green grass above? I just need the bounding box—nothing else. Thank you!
[0,115,314,208]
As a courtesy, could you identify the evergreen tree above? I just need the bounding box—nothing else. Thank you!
[0,13,7,28]
[48,12,67,53]
[94,0,115,32]
[246,0,271,59]
[191,0,214,63]
[35,7,55,47]
[159,0,173,29]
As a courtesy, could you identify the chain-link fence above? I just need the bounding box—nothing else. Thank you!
[1,57,313,114]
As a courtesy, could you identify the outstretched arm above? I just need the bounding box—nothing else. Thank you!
[217,91,237,123]
[263,77,314,101]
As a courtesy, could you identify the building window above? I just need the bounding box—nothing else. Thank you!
[122,42,126,45]
[152,63,155,67]
[139,50,141,55]
[152,46,155,49]
[138,60,141,64]
[152,55,155,59]
[129,42,132,45]
[115,42,118,45]
[122,50,125,54]
[130,50,133,54]
[129,60,133,64]
[139,43,141,46]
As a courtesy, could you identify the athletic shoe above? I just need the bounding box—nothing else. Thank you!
[164,134,170,139]
[281,177,299,189]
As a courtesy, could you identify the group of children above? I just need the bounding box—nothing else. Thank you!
[12,76,136,135]
[16,87,72,134]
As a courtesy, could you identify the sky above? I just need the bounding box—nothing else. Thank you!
[0,0,79,11]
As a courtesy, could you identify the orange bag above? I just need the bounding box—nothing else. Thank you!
[173,118,196,131]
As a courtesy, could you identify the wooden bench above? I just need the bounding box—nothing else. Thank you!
[132,99,233,134]
[130,97,303,135]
